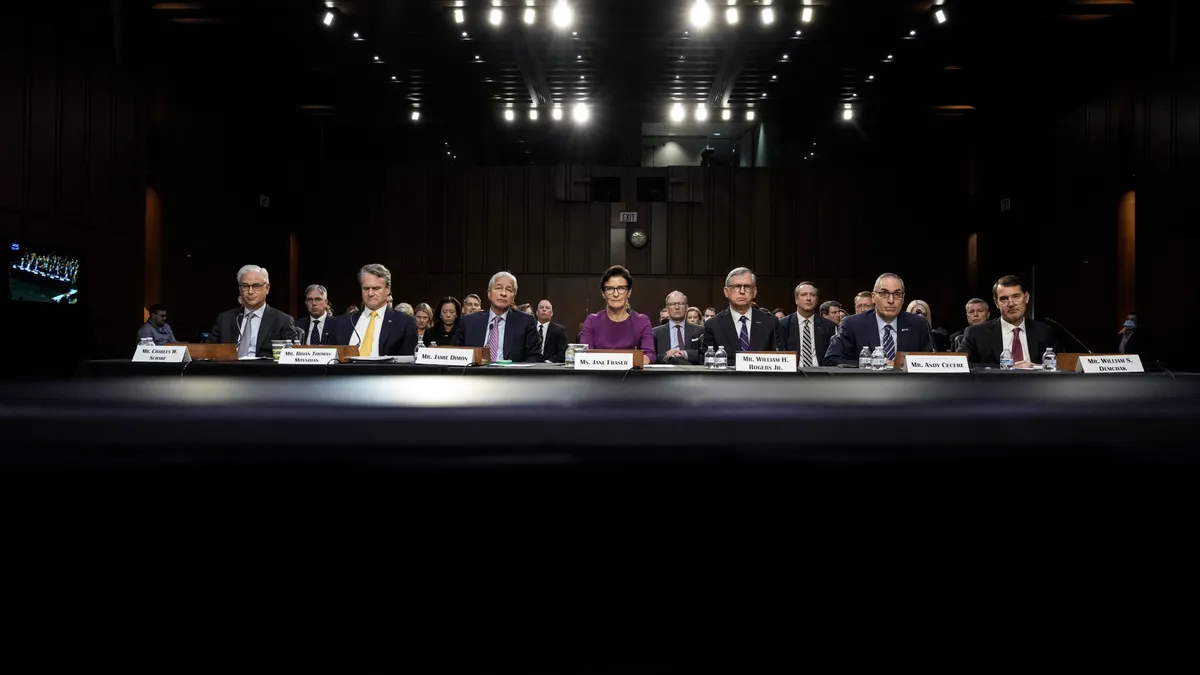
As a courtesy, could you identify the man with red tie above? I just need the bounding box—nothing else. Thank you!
[959,274,1059,368]
[654,291,704,365]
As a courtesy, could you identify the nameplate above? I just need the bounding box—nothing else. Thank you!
[735,352,797,372]
[279,347,339,365]
[132,345,190,363]
[575,352,635,371]
[417,347,481,366]
[1076,354,1143,374]
[903,354,970,373]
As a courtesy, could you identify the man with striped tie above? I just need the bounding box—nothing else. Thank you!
[779,281,837,369]
[823,272,934,367]
[702,267,784,356]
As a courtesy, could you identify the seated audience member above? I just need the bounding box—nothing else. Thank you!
[780,282,836,368]
[451,271,541,362]
[654,291,703,365]
[906,299,948,351]
[686,306,704,327]
[703,307,717,320]
[853,291,874,315]
[208,265,298,358]
[580,265,656,363]
[659,307,670,325]
[960,274,1058,368]
[413,303,434,345]
[535,299,568,363]
[345,305,358,315]
[819,300,844,326]
[395,302,414,316]
[461,294,482,315]
[296,284,335,346]
[1118,314,1144,355]
[333,263,418,357]
[703,267,783,355]
[137,304,177,345]
[773,308,787,320]
[824,273,934,367]
[949,298,990,352]
[424,296,461,347]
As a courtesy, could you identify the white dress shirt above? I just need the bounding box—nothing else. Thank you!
[240,304,267,355]
[795,312,816,365]
[1001,317,1031,361]
[349,305,387,356]
[667,320,687,351]
[729,307,752,343]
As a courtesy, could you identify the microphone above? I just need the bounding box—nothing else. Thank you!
[1044,317,1092,353]
[350,310,366,350]
[234,312,245,352]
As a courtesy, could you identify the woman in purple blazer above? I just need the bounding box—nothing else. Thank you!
[579,265,657,364]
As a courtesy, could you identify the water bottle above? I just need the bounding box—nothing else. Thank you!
[1042,348,1057,371]
[714,346,728,370]
[858,346,871,369]
[138,337,154,348]
[1000,349,1013,370]
[870,346,885,370]
[429,341,437,348]
[414,341,422,359]
[704,346,715,370]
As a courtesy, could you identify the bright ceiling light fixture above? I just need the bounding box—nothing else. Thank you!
[411,111,420,122]
[695,104,708,122]
[530,109,539,121]
[490,9,503,26]
[690,1,712,28]
[670,103,685,122]
[504,109,515,122]
[721,107,732,121]
[454,9,464,24]
[323,12,334,26]
[842,106,854,121]
[524,9,535,25]
[552,1,573,28]
[746,110,756,122]
[935,9,947,24]
[801,7,813,23]
[573,102,589,123]
[761,8,775,25]
[725,8,738,25]
[552,104,563,121]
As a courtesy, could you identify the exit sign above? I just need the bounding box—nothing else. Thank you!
[619,212,637,223]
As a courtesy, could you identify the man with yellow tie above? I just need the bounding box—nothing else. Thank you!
[333,263,418,357]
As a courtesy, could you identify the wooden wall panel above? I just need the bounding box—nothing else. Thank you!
[752,170,772,276]
[60,55,88,223]
[464,167,485,273]
[444,169,465,273]
[730,169,753,269]
[505,169,526,273]
[525,168,546,273]
[710,168,732,275]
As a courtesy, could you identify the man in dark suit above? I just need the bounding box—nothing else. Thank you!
[779,281,837,368]
[703,267,784,354]
[332,263,418,357]
[654,291,705,365]
[535,299,568,363]
[949,297,991,352]
[208,264,298,358]
[296,284,336,346]
[451,271,541,363]
[960,274,1058,368]
[824,272,934,367]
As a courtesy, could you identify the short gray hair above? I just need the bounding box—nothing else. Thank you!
[965,297,988,311]
[395,302,413,315]
[236,265,269,284]
[725,267,756,287]
[873,273,904,291]
[304,284,328,298]
[488,271,518,292]
[358,263,392,287]
[793,281,818,295]
[665,290,687,304]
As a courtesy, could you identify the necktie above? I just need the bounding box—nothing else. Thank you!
[238,314,255,358]
[539,324,546,354]
[675,324,684,353]
[488,317,503,362]
[738,316,750,352]
[309,319,321,346]
[1011,326,1024,362]
[883,324,896,362]
[360,311,378,356]
[801,318,813,367]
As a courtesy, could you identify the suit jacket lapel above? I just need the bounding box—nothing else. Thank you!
[719,312,737,351]
[503,312,519,359]
[378,308,394,353]
[255,310,272,354]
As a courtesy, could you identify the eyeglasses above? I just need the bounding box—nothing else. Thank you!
[666,302,687,308]
[240,283,267,291]
[873,290,905,300]
[602,286,630,296]
[726,284,755,293]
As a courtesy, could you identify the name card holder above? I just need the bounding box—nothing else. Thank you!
[132,345,191,363]
[418,346,488,367]
[575,350,645,371]
[167,343,238,362]
[279,345,359,365]
[735,351,798,372]
[1073,354,1144,374]
[1056,353,1135,373]
[896,352,970,373]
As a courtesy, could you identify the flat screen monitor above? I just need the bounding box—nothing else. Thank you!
[8,242,81,304]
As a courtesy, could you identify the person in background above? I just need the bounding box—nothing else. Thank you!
[950,298,990,352]
[424,296,460,347]
[906,299,948,351]
[659,307,670,324]
[824,273,933,367]
[853,291,874,315]
[654,291,703,365]
[517,303,534,315]
[333,263,418,357]
[345,305,358,315]
[462,294,482,315]
[451,271,541,363]
[780,282,836,368]
[580,265,656,363]
[703,267,783,355]
[208,265,297,358]
[773,308,787,320]
[394,302,414,316]
[703,307,717,320]
[1118,313,1144,355]
[959,274,1058,368]
[536,299,568,363]
[413,302,434,345]
[685,306,704,327]
[296,284,335,346]
[819,300,844,327]
[137,304,176,345]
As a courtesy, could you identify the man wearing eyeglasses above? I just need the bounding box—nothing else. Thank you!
[959,275,1058,368]
[207,264,298,357]
[703,267,784,355]
[654,291,704,365]
[823,272,933,367]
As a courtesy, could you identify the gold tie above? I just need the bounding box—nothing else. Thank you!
[361,311,378,356]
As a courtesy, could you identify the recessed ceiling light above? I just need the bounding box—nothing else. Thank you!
[909,30,917,37]
[935,9,947,24]
[323,12,334,26]
[782,54,788,60]
[771,75,777,80]
[867,74,874,80]
[352,32,359,39]
[761,7,774,24]
[552,1,573,28]
[411,111,420,121]
[726,8,738,24]
[489,8,502,26]
[690,1,712,28]
[746,110,756,121]
[454,9,464,24]
[524,8,535,25]
[721,108,731,121]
